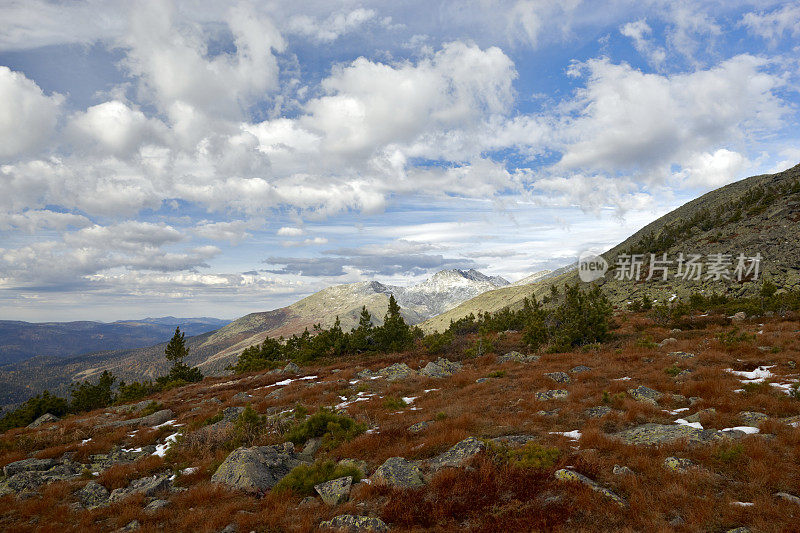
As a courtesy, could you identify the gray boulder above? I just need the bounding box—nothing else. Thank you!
[77,481,110,509]
[774,492,800,506]
[419,358,462,378]
[554,469,626,506]
[738,411,768,426]
[371,457,424,488]
[584,406,612,418]
[497,351,539,364]
[627,385,663,404]
[668,351,696,359]
[490,434,537,447]
[319,515,388,532]
[109,474,171,502]
[612,464,634,476]
[379,363,417,381]
[611,423,723,445]
[535,389,568,401]
[407,421,431,433]
[427,437,484,471]
[231,392,251,402]
[684,408,716,423]
[3,458,57,477]
[211,444,307,493]
[314,476,352,505]
[663,457,695,472]
[283,362,300,374]
[144,499,170,513]
[570,365,592,374]
[27,413,59,428]
[544,372,571,384]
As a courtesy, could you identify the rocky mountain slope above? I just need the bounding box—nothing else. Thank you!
[421,163,800,332]
[0,317,229,366]
[1,307,799,531]
[0,270,508,407]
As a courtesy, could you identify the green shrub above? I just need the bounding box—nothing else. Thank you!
[0,391,69,432]
[140,401,164,417]
[435,412,447,421]
[69,371,116,413]
[636,335,658,348]
[717,328,755,347]
[273,460,362,495]
[422,330,454,355]
[714,443,745,463]
[487,370,506,378]
[284,409,366,450]
[116,380,160,404]
[489,442,561,470]
[228,405,266,448]
[664,364,682,377]
[383,397,407,410]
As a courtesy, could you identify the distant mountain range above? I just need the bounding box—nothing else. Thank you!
[0,317,230,366]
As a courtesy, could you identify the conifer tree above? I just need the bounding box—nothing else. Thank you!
[165,326,189,362]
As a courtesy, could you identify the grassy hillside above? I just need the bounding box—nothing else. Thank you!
[422,163,800,332]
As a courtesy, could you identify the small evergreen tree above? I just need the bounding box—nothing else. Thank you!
[375,295,413,352]
[69,370,116,413]
[160,326,202,385]
[349,306,374,352]
[165,326,189,362]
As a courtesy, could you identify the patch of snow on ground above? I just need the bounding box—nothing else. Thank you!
[256,375,320,390]
[181,467,198,475]
[402,397,417,404]
[81,438,92,445]
[664,408,689,415]
[423,389,439,393]
[722,426,760,434]
[727,366,775,383]
[613,376,632,381]
[731,501,754,506]
[121,446,143,453]
[153,432,181,458]
[550,430,582,440]
[675,419,703,429]
[152,419,177,429]
[770,381,798,395]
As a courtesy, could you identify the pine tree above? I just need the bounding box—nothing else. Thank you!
[165,326,189,362]
[357,306,372,330]
[376,294,413,352]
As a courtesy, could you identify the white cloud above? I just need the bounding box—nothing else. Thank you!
[0,210,91,233]
[673,149,748,189]
[67,100,166,157]
[277,226,305,236]
[287,8,378,42]
[556,55,787,176]
[620,19,666,67]
[741,4,800,45]
[0,66,64,160]
[508,0,582,46]
[194,220,258,244]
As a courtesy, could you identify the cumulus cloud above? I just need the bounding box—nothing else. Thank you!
[0,210,91,233]
[66,100,166,157]
[287,8,378,42]
[0,66,64,160]
[276,226,305,237]
[672,149,748,189]
[620,19,666,68]
[194,220,259,244]
[741,4,800,45]
[556,55,787,177]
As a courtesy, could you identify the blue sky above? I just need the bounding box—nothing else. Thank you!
[0,0,798,321]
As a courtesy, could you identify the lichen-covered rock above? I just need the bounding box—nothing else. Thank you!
[337,458,368,476]
[77,481,109,509]
[427,437,484,471]
[27,413,59,428]
[283,362,300,374]
[490,434,537,447]
[379,363,417,381]
[314,476,352,505]
[144,499,170,513]
[570,365,592,374]
[738,411,768,426]
[612,464,634,476]
[356,369,379,379]
[544,372,571,384]
[475,377,489,383]
[774,491,800,506]
[663,457,695,472]
[109,474,171,502]
[407,420,431,433]
[231,392,251,402]
[584,406,611,418]
[371,457,424,488]
[627,385,663,404]
[535,389,568,401]
[3,458,57,477]
[668,351,696,359]
[684,408,716,423]
[211,444,306,493]
[419,358,462,378]
[319,515,388,532]
[659,337,678,347]
[107,409,175,428]
[553,469,626,506]
[497,351,540,364]
[611,423,723,445]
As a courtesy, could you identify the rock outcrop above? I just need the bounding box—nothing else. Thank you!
[211,444,307,493]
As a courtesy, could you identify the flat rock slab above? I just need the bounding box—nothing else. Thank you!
[627,386,663,404]
[407,421,431,433]
[3,458,57,477]
[738,411,768,426]
[211,444,306,493]
[109,475,171,503]
[427,437,484,471]
[668,352,696,359]
[611,423,724,445]
[379,363,417,381]
[570,365,592,374]
[536,389,568,401]
[371,457,424,488]
[664,457,696,472]
[585,406,612,418]
[314,476,352,506]
[490,434,537,447]
[554,469,626,507]
[320,515,388,532]
[419,358,463,378]
[545,372,571,384]
[27,413,59,428]
[497,352,540,364]
[77,481,110,509]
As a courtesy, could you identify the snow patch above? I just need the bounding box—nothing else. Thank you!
[722,426,760,434]
[726,366,775,383]
[153,432,181,458]
[550,430,582,440]
[674,418,703,429]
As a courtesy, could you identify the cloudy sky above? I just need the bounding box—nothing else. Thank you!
[0,1,798,322]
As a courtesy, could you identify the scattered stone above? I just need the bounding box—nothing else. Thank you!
[536,389,569,401]
[202,397,223,405]
[774,491,800,506]
[659,338,678,347]
[585,406,612,418]
[231,392,251,402]
[731,312,747,321]
[668,351,696,359]
[144,499,170,513]
[497,351,540,364]
[612,464,634,476]
[283,362,300,374]
[356,369,379,379]
[314,476,352,505]
[107,408,176,429]
[725,528,750,533]
[116,520,141,532]
[684,408,716,424]
[419,358,462,378]
[371,457,424,488]
[788,360,796,369]
[669,516,685,527]
[428,437,484,471]
[536,409,560,416]
[319,515,388,532]
[671,394,687,403]
[570,365,591,374]
[77,481,109,509]
[675,369,692,379]
[663,457,695,472]
[301,438,321,458]
[490,434,537,447]
[544,372,571,384]
[211,444,307,493]
[379,363,417,381]
[224,406,245,420]
[738,411,768,427]
[475,377,489,384]
[612,423,724,445]
[689,396,702,405]
[3,458,57,477]
[27,413,59,428]
[219,524,238,533]
[553,469,626,506]
[407,421,431,433]
[627,385,663,404]
[109,475,171,503]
